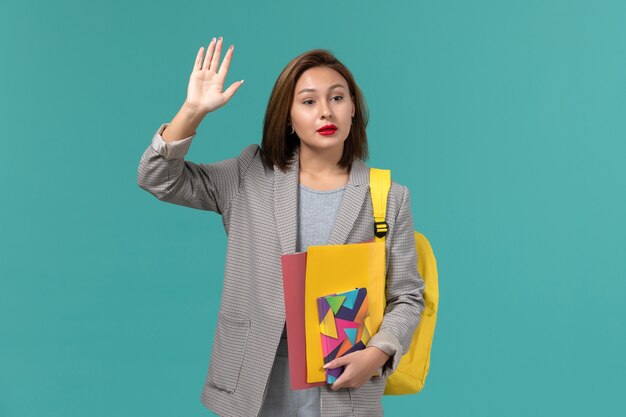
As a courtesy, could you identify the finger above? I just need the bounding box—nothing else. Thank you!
[210,36,223,72]
[202,38,216,71]
[222,80,244,102]
[217,44,234,77]
[194,47,204,72]
[330,373,348,391]
[325,354,353,369]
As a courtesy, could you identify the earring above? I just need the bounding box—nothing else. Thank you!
[290,125,295,134]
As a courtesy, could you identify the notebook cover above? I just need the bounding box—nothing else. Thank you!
[317,287,372,384]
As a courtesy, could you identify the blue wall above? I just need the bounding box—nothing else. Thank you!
[1,0,624,415]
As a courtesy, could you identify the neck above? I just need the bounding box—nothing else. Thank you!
[298,143,349,176]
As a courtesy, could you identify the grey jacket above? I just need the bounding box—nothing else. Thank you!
[137,123,425,417]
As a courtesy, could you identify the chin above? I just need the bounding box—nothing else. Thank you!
[304,141,344,152]
[304,135,347,147]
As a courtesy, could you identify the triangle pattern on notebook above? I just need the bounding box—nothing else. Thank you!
[326,295,346,315]
[317,287,370,384]
[320,308,338,338]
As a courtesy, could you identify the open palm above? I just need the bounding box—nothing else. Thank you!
[185,37,244,115]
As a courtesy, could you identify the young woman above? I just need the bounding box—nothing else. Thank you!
[137,36,425,417]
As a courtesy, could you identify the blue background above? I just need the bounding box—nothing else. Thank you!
[1,0,624,416]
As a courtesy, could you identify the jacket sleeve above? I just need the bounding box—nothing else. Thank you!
[136,123,259,215]
[366,185,425,377]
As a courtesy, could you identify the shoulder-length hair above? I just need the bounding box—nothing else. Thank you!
[261,49,369,172]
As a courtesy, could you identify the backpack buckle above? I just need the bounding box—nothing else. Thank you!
[374,221,388,238]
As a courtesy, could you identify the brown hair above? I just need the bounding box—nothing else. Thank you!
[261,49,369,172]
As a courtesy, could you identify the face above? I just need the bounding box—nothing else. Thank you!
[289,66,355,155]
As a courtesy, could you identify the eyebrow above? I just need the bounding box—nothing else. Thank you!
[297,83,347,95]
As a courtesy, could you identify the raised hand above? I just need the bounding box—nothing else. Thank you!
[185,36,244,115]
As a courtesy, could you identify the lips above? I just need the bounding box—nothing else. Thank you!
[317,124,337,133]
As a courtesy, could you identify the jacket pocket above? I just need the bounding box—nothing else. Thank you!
[206,312,251,394]
[349,375,386,416]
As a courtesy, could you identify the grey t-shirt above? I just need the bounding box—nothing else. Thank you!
[281,183,346,339]
[296,183,346,252]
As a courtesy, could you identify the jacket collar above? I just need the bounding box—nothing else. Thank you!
[273,146,370,255]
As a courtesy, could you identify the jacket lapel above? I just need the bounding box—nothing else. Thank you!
[327,158,369,245]
[273,147,370,255]
[273,152,299,255]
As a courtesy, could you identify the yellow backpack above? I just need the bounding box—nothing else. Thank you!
[370,168,439,395]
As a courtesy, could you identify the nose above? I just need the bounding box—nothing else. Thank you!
[320,101,333,119]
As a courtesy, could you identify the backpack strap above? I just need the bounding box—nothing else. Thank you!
[369,168,391,243]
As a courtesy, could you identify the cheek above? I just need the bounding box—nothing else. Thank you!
[290,108,308,124]
[293,114,316,129]
[336,103,353,119]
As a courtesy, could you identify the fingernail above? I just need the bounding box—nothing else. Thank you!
[211,37,216,43]
[240,80,245,84]
[218,36,222,41]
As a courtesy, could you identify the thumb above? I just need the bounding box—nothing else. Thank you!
[223,79,245,102]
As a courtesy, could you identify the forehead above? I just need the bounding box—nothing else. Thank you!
[294,67,348,93]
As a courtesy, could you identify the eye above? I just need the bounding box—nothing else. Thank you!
[302,96,343,105]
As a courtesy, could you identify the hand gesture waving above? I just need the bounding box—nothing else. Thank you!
[185,36,244,115]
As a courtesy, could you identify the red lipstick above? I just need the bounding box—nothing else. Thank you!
[317,124,337,135]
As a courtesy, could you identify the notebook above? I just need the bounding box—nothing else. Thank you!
[317,287,372,384]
